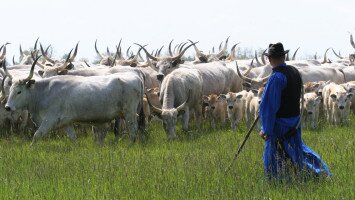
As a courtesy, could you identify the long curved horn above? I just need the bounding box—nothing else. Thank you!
[188,39,203,57]
[58,49,73,70]
[145,93,162,114]
[254,51,262,66]
[22,55,41,82]
[235,61,269,83]
[226,43,238,61]
[1,75,8,99]
[261,49,267,65]
[131,45,146,62]
[134,43,159,61]
[126,46,131,58]
[0,43,9,60]
[30,50,44,69]
[33,37,39,51]
[179,42,188,53]
[321,48,331,64]
[19,45,25,58]
[250,58,255,67]
[157,45,164,56]
[292,47,300,60]
[285,52,290,61]
[84,60,91,67]
[243,63,253,76]
[168,40,174,56]
[216,36,230,58]
[70,42,79,62]
[94,39,104,59]
[314,52,317,60]
[218,41,223,51]
[172,42,198,61]
[12,56,17,65]
[40,44,55,64]
[44,45,51,56]
[350,34,355,50]
[331,48,343,59]
[176,90,191,112]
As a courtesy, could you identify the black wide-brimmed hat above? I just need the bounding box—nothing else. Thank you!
[263,42,289,58]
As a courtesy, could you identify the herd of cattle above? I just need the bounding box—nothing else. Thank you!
[0,35,354,145]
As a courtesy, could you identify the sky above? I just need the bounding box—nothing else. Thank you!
[2,0,355,61]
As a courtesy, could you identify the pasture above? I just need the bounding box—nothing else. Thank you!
[0,116,354,199]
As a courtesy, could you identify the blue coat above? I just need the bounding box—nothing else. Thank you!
[259,64,331,179]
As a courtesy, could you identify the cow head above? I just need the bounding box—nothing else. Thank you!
[146,91,190,139]
[5,56,41,111]
[330,92,353,110]
[236,61,270,90]
[135,42,197,82]
[219,92,243,110]
[38,50,73,78]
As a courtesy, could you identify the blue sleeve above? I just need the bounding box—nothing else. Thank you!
[259,72,287,136]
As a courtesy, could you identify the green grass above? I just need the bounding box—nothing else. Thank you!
[0,116,354,199]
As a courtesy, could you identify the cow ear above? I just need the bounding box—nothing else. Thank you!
[66,63,74,70]
[317,91,322,96]
[347,93,353,99]
[130,63,137,67]
[199,56,208,63]
[330,94,337,100]
[242,82,251,88]
[157,92,160,97]
[219,94,226,100]
[251,89,258,95]
[26,79,35,88]
[313,83,320,89]
[58,69,68,75]
[315,96,322,103]
[172,59,179,67]
[202,95,209,102]
[219,55,227,60]
[38,70,44,77]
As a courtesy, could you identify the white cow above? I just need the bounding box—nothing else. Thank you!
[302,92,322,129]
[5,58,145,145]
[219,90,249,131]
[322,82,353,125]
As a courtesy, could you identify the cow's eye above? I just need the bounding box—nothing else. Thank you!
[17,91,22,94]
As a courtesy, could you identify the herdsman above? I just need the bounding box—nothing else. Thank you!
[259,43,331,180]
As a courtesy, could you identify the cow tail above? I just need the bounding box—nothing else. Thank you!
[138,72,146,133]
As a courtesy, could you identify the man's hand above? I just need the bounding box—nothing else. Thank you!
[259,131,269,141]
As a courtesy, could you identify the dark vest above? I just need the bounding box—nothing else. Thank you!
[272,65,302,118]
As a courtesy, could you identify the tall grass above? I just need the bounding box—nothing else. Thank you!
[0,116,354,199]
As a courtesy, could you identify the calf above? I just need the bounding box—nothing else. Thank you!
[245,87,264,129]
[322,82,353,125]
[302,92,322,129]
[202,94,227,129]
[219,90,248,131]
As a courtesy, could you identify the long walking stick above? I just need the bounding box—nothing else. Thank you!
[225,116,260,173]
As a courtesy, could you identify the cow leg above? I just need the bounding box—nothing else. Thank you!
[65,125,77,142]
[195,105,202,129]
[125,113,138,143]
[19,110,29,132]
[182,108,190,132]
[31,119,56,145]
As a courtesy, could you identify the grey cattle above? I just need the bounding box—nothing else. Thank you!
[5,58,145,145]
[148,68,203,139]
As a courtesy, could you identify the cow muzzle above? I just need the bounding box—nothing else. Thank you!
[5,106,11,112]
[228,106,233,110]
[308,111,313,115]
[157,74,164,81]
[211,106,215,110]
[339,106,344,110]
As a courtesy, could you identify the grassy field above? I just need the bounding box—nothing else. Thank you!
[0,116,354,199]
